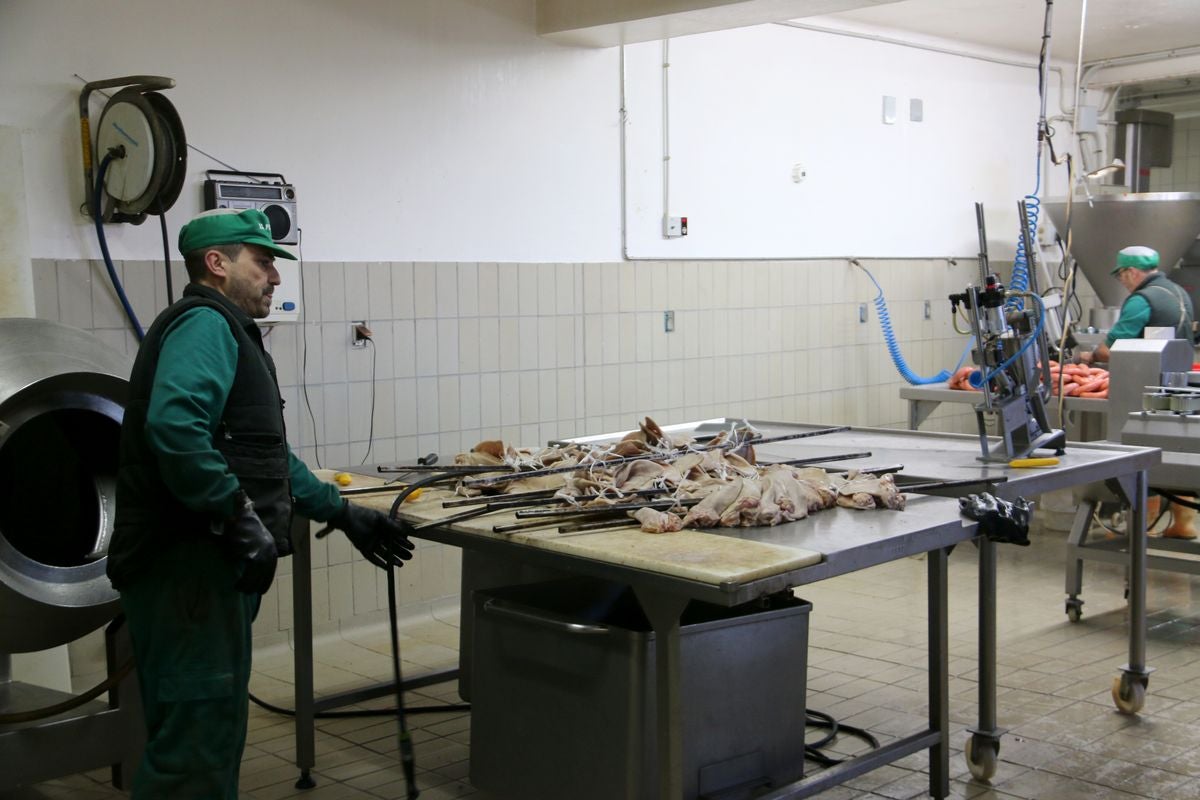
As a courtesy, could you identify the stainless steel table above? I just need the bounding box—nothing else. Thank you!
[397,483,974,800]
[899,382,1108,439]
[289,419,1158,798]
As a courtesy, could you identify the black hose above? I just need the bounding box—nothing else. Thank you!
[1157,491,1200,512]
[0,658,135,724]
[247,691,468,718]
[804,708,880,766]
[93,150,145,341]
[158,202,174,304]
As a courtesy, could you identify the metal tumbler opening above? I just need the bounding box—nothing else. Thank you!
[0,320,130,653]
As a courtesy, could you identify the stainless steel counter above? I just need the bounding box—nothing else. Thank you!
[287,419,1158,800]
[899,382,1107,439]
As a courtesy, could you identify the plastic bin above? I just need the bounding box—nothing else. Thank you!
[469,578,810,800]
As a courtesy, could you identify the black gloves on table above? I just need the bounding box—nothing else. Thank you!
[328,500,416,570]
[221,490,279,594]
[959,492,1033,547]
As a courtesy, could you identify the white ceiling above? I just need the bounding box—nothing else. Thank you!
[827,0,1200,63]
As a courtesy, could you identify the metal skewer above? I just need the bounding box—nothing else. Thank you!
[898,476,1009,493]
[514,498,699,519]
[462,426,851,488]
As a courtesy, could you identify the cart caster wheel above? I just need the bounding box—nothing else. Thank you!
[1112,675,1146,715]
[1065,600,1083,623]
[964,735,998,782]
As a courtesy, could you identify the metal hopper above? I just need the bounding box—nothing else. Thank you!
[1043,192,1200,308]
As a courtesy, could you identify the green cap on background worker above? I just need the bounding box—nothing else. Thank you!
[178,208,297,261]
[1109,245,1159,275]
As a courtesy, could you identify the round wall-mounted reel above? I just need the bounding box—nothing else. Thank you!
[80,76,187,224]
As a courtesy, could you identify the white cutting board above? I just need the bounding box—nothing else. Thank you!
[315,469,822,587]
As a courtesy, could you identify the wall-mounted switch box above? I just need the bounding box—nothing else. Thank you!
[664,310,675,333]
[858,303,868,323]
[910,98,924,122]
[924,300,932,320]
[882,96,897,125]
[664,215,688,238]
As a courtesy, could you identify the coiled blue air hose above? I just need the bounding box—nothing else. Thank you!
[93,151,145,341]
[1007,162,1042,311]
[858,263,973,385]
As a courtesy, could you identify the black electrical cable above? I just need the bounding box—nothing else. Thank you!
[247,691,468,718]
[296,228,324,469]
[93,149,145,341]
[359,337,378,465]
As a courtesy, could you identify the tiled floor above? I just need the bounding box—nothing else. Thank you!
[10,521,1200,800]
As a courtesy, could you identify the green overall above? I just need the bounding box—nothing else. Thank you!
[109,285,340,799]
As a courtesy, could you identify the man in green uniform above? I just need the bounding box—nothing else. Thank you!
[107,208,415,799]
[1081,245,1194,365]
[1081,245,1197,538]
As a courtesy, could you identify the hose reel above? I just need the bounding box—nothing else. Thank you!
[79,75,187,224]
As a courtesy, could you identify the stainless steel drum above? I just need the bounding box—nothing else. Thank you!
[0,319,130,652]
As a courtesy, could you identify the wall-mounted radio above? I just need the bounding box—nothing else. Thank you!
[203,170,298,245]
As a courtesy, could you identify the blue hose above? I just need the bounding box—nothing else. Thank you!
[858,263,973,385]
[970,292,1047,387]
[93,152,145,341]
[1008,160,1042,311]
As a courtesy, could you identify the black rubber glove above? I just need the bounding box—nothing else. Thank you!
[220,490,279,594]
[959,492,1033,547]
[329,500,415,570]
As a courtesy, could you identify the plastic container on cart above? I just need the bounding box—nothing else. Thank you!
[469,577,811,800]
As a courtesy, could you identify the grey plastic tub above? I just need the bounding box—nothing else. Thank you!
[469,578,810,800]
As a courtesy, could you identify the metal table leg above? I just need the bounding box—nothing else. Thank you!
[1114,469,1152,714]
[966,537,1002,782]
[633,586,690,800]
[927,546,950,800]
[291,515,317,789]
[1063,499,1096,622]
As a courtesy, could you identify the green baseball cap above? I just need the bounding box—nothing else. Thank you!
[1111,245,1158,274]
[178,208,297,260]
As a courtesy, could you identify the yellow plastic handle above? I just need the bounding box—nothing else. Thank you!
[1009,457,1060,468]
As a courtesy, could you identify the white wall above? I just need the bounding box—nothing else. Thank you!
[0,0,621,263]
[624,23,1062,261]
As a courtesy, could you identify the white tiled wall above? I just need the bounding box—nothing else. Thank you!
[33,256,982,640]
[1150,116,1200,191]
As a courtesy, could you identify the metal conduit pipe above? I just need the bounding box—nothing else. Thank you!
[0,319,130,652]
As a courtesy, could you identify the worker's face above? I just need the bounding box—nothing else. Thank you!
[219,244,280,318]
[1115,268,1143,293]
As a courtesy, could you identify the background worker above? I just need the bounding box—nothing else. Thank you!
[107,208,415,799]
[1081,245,1197,538]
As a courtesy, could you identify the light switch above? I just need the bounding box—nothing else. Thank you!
[910,98,923,122]
[882,96,897,125]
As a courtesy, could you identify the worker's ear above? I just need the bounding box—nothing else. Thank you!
[203,249,229,280]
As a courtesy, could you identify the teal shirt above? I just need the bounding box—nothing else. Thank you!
[1104,294,1152,347]
[146,307,343,521]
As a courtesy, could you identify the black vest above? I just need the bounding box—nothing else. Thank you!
[107,285,293,589]
[1126,272,1196,342]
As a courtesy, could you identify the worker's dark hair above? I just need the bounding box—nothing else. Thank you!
[182,243,243,281]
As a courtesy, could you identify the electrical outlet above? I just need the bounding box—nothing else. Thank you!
[664,310,675,333]
[351,321,371,348]
[924,300,932,320]
[858,304,868,323]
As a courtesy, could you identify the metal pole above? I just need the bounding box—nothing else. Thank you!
[1129,470,1147,671]
[291,515,316,789]
[978,537,997,735]
[634,587,690,800]
[927,547,950,800]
